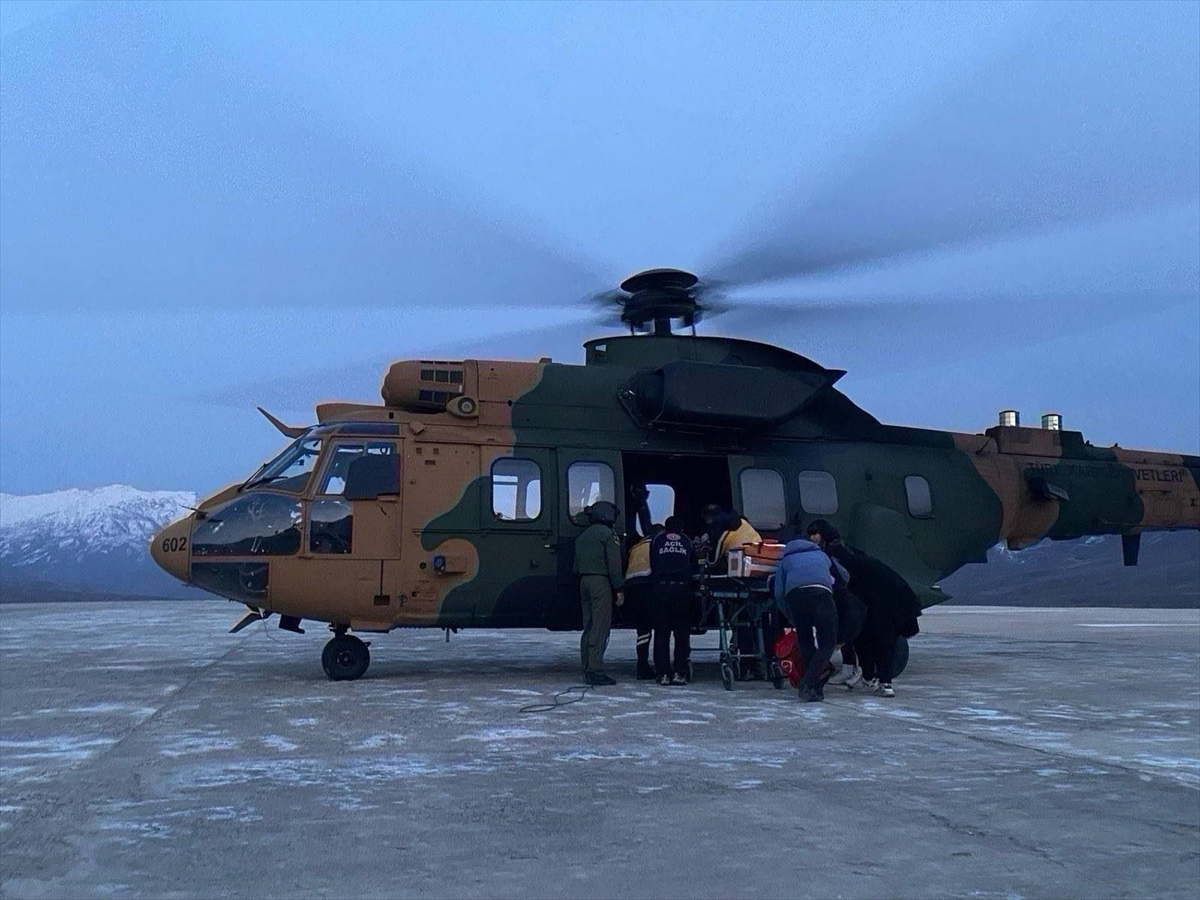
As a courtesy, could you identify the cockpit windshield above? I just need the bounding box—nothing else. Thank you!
[243,436,322,493]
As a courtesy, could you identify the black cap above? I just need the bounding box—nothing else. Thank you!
[806,519,838,543]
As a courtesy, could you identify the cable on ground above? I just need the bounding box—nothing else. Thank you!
[518,684,592,714]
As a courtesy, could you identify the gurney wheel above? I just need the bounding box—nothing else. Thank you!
[720,662,734,692]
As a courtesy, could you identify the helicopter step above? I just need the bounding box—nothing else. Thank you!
[321,632,372,681]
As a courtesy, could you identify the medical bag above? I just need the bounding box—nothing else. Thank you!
[773,628,837,688]
[773,628,804,687]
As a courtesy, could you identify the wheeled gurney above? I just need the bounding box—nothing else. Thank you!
[695,570,785,691]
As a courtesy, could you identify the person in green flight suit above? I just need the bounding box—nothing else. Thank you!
[573,501,625,686]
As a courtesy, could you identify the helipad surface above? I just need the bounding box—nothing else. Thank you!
[1,602,1198,899]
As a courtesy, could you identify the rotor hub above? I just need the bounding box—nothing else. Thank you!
[615,268,702,334]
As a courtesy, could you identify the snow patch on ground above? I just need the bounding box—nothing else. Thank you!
[455,728,552,743]
[159,733,240,758]
[0,736,117,762]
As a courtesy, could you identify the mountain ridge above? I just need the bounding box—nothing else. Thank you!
[1,485,196,598]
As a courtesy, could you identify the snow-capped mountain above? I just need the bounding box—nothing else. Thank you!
[0,486,197,599]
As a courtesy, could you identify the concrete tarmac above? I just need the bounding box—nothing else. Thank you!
[1,602,1198,899]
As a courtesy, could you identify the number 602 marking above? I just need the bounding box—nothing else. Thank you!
[161,536,188,553]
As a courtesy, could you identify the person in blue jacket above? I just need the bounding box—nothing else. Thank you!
[772,537,849,702]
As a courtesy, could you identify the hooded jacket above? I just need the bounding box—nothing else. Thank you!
[826,543,922,629]
[771,539,848,608]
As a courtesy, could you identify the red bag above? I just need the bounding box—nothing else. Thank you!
[773,628,836,688]
[773,628,804,688]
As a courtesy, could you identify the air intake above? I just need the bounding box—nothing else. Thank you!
[998,409,1020,427]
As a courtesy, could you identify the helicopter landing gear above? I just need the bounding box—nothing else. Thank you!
[322,633,370,681]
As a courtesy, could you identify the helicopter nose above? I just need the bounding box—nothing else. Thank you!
[151,515,193,582]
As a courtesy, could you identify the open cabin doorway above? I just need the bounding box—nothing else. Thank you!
[621,452,733,541]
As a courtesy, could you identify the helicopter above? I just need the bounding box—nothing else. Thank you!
[150,266,1200,680]
[2,3,1195,681]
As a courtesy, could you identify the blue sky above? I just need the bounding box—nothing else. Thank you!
[1,0,1197,495]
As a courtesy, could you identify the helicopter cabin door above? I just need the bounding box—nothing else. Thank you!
[299,438,402,622]
[479,447,558,627]
[551,449,624,629]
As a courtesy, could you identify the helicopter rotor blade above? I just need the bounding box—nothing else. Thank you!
[705,3,1200,288]
[715,290,1196,378]
[0,3,610,315]
[199,317,598,412]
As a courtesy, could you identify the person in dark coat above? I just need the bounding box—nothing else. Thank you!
[649,516,696,685]
[805,520,867,688]
[808,520,922,698]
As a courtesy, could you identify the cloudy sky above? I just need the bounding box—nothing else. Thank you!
[1,0,1197,495]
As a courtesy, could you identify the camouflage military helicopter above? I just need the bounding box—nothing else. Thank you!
[33,1,1170,681]
[151,265,1200,680]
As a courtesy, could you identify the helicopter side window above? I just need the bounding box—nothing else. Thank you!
[491,458,543,522]
[798,470,839,515]
[567,461,616,524]
[192,493,302,557]
[740,467,786,531]
[905,475,934,518]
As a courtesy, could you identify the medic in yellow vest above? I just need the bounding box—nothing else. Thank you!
[623,525,660,680]
[701,504,762,573]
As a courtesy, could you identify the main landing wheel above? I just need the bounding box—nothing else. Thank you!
[322,634,370,681]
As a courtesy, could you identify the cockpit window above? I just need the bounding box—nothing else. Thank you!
[244,438,322,493]
[192,493,302,557]
[318,441,396,496]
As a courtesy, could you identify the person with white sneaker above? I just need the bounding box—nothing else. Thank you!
[827,648,864,688]
[771,535,849,702]
[806,521,867,691]
[811,521,922,700]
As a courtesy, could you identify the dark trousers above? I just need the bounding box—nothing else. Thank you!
[652,580,692,678]
[859,615,897,683]
[636,628,652,668]
[784,587,838,693]
[841,643,857,667]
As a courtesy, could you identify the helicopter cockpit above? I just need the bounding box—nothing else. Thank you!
[175,425,403,604]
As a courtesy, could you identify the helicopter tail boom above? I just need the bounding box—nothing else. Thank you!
[953,426,1199,556]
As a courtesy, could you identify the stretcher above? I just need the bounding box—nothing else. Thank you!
[695,570,786,691]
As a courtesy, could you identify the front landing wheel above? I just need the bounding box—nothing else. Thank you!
[322,634,370,681]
